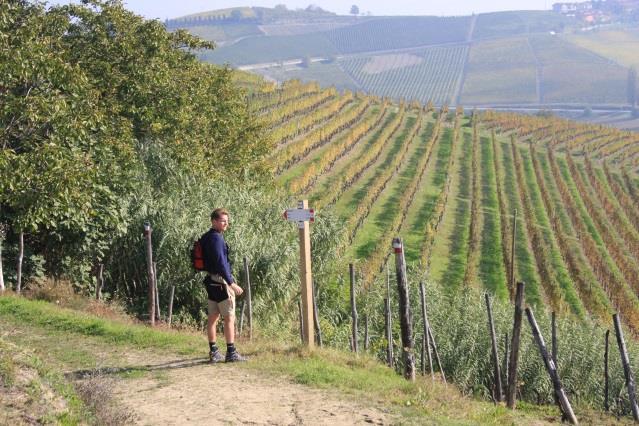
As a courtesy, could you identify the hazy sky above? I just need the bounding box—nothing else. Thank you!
[47,1,552,20]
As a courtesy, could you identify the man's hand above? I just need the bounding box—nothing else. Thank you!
[230,283,243,296]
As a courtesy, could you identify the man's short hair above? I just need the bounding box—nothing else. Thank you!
[211,208,229,221]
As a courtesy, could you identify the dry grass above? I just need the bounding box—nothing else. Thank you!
[75,373,137,425]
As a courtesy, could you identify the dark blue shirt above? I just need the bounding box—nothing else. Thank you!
[201,228,235,285]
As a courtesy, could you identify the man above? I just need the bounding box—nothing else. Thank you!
[201,208,247,363]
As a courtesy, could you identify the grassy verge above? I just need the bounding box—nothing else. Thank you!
[0,294,572,424]
[496,138,542,306]
[478,134,508,299]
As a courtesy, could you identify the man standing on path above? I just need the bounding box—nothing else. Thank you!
[202,208,247,363]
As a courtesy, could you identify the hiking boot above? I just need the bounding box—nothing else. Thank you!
[225,350,248,362]
[209,350,224,363]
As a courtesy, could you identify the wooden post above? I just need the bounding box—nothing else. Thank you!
[298,200,314,348]
[0,238,4,292]
[507,281,525,409]
[16,231,24,294]
[96,264,104,300]
[604,330,610,412]
[613,313,639,421]
[168,285,175,328]
[243,257,253,340]
[143,222,155,326]
[510,210,517,297]
[238,300,246,335]
[364,315,369,351]
[153,262,160,321]
[393,237,415,381]
[551,311,558,368]
[421,333,426,376]
[312,281,322,347]
[503,332,509,391]
[485,293,503,402]
[428,325,446,383]
[298,300,304,344]
[419,282,434,380]
[526,308,578,424]
[350,263,358,353]
[384,298,393,367]
[386,265,393,363]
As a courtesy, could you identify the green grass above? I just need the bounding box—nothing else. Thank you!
[401,121,449,263]
[496,138,542,306]
[478,135,508,299]
[519,146,585,316]
[349,118,428,259]
[333,112,408,218]
[435,130,471,292]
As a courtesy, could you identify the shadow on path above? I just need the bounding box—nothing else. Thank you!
[65,357,210,380]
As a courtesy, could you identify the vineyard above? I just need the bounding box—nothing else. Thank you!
[243,79,639,333]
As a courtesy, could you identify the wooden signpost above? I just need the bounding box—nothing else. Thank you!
[284,200,316,348]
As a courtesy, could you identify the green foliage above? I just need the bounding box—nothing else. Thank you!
[0,1,270,291]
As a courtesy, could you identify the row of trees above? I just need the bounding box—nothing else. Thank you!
[0,1,345,325]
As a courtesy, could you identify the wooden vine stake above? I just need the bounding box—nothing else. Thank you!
[604,330,610,412]
[350,263,358,353]
[243,257,253,340]
[143,222,155,326]
[613,313,639,421]
[419,281,434,380]
[507,281,525,409]
[526,308,578,424]
[384,297,393,367]
[485,293,502,402]
[312,281,322,347]
[392,237,415,381]
[16,231,24,294]
[96,264,104,301]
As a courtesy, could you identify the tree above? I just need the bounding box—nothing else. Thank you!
[230,9,242,21]
[0,1,268,285]
[350,5,359,15]
[628,66,637,107]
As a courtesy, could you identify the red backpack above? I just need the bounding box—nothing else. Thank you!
[191,238,206,271]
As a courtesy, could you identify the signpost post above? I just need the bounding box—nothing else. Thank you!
[284,200,316,348]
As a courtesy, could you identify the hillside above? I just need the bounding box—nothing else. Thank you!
[180,7,639,120]
[6,2,639,423]
[253,78,639,330]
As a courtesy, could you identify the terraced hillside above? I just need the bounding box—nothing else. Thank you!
[185,7,639,116]
[246,78,639,330]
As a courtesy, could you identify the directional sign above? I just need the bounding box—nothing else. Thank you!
[284,207,315,228]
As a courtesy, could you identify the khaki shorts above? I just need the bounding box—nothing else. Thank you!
[208,288,236,319]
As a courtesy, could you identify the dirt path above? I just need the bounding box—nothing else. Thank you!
[109,355,390,425]
[3,322,393,425]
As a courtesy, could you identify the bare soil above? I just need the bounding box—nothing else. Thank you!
[110,354,391,425]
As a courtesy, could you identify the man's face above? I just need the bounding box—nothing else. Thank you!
[212,214,229,232]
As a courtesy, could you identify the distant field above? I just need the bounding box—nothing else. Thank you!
[259,22,352,36]
[528,34,627,104]
[564,29,639,68]
[325,16,471,53]
[187,24,263,43]
[473,11,572,39]
[254,61,357,92]
[340,45,467,104]
[461,37,537,104]
[200,32,338,65]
